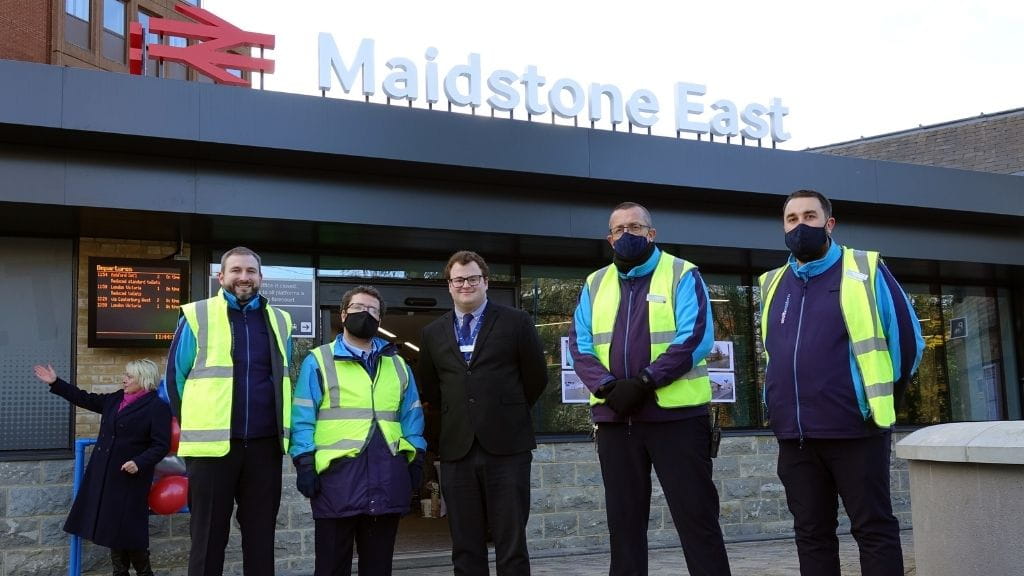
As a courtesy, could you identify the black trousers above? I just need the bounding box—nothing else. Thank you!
[597,418,731,576]
[777,433,903,576]
[185,437,283,576]
[314,514,401,576]
[440,442,532,576]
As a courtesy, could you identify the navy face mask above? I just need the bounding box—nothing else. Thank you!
[344,311,380,339]
[785,223,830,263]
[612,232,650,261]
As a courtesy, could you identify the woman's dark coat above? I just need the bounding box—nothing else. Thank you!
[50,378,171,550]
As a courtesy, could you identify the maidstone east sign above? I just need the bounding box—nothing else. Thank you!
[129,4,791,143]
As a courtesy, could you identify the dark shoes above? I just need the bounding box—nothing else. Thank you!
[110,548,154,576]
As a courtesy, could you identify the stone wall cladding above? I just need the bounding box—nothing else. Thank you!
[2,433,910,574]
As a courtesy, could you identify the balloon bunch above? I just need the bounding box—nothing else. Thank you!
[149,417,188,515]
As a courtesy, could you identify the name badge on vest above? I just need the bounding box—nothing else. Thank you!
[845,270,869,282]
[646,293,667,303]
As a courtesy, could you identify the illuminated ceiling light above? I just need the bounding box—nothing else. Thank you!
[403,342,420,352]
[377,327,397,338]
[535,321,572,328]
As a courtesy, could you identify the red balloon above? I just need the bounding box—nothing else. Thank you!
[149,475,188,515]
[169,417,181,455]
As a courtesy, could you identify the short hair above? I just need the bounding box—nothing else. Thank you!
[609,202,653,227]
[125,359,160,392]
[444,250,490,279]
[784,189,832,220]
[341,285,385,317]
[219,246,262,270]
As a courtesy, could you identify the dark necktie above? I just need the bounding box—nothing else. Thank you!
[459,313,474,361]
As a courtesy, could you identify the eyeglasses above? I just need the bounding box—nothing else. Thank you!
[448,275,485,288]
[609,223,651,238]
[346,303,381,318]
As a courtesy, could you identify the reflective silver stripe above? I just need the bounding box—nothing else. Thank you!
[270,307,289,349]
[318,438,365,451]
[865,381,894,399]
[319,407,375,420]
[180,429,230,442]
[293,397,315,408]
[588,266,612,309]
[386,440,399,455]
[671,256,686,306]
[392,356,408,398]
[851,250,886,353]
[193,298,211,373]
[593,332,613,345]
[852,337,889,356]
[760,266,784,296]
[282,427,291,439]
[188,366,234,379]
[375,412,399,422]
[318,344,341,409]
[651,331,676,345]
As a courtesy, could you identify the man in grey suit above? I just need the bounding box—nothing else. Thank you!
[417,250,548,576]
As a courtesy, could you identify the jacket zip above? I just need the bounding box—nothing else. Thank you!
[793,282,808,447]
[625,278,635,433]
[242,306,250,441]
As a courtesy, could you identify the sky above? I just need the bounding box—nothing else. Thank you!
[202,0,1024,150]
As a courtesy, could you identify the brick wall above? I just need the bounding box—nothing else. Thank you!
[815,109,1024,174]
[0,0,50,63]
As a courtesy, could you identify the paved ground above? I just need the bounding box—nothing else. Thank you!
[392,530,915,575]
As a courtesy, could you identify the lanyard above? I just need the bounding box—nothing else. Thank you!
[455,311,484,361]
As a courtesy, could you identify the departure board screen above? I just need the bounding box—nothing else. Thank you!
[88,257,189,347]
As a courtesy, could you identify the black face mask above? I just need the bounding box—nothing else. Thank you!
[785,223,830,263]
[344,311,380,340]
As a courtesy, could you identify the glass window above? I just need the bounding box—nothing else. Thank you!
[138,11,160,77]
[164,36,188,80]
[101,0,126,63]
[900,285,950,425]
[65,0,90,49]
[319,256,514,282]
[704,274,761,428]
[520,266,591,435]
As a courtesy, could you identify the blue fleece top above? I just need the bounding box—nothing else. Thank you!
[569,246,714,422]
[762,241,924,439]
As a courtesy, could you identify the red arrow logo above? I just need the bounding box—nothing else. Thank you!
[130,4,274,87]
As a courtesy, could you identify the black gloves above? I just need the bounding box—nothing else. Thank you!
[603,376,653,416]
[294,452,319,499]
[408,451,425,498]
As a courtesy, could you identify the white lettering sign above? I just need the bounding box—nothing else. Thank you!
[317,35,790,143]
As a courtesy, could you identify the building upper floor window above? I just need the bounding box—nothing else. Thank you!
[101,0,126,63]
[65,0,90,48]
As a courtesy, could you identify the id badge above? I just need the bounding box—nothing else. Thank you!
[459,344,475,353]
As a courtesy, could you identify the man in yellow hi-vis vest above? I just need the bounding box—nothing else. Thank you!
[165,246,293,576]
[289,285,426,576]
[759,190,924,576]
[570,202,731,576]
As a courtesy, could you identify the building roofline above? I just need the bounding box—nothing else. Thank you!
[809,106,1024,151]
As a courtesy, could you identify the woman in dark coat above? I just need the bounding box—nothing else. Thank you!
[34,359,170,576]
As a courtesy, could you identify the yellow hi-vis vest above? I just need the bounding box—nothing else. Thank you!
[178,291,293,457]
[759,248,896,428]
[586,251,711,408]
[309,344,417,474]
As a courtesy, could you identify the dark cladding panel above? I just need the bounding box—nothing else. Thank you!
[194,165,577,237]
[197,84,332,151]
[0,60,62,129]
[61,67,199,141]
[0,145,65,204]
[586,129,878,203]
[65,152,196,213]
[321,99,592,176]
[877,161,1024,218]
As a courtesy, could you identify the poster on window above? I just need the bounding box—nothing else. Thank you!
[561,370,591,404]
[707,340,734,372]
[949,317,967,340]
[710,372,736,403]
